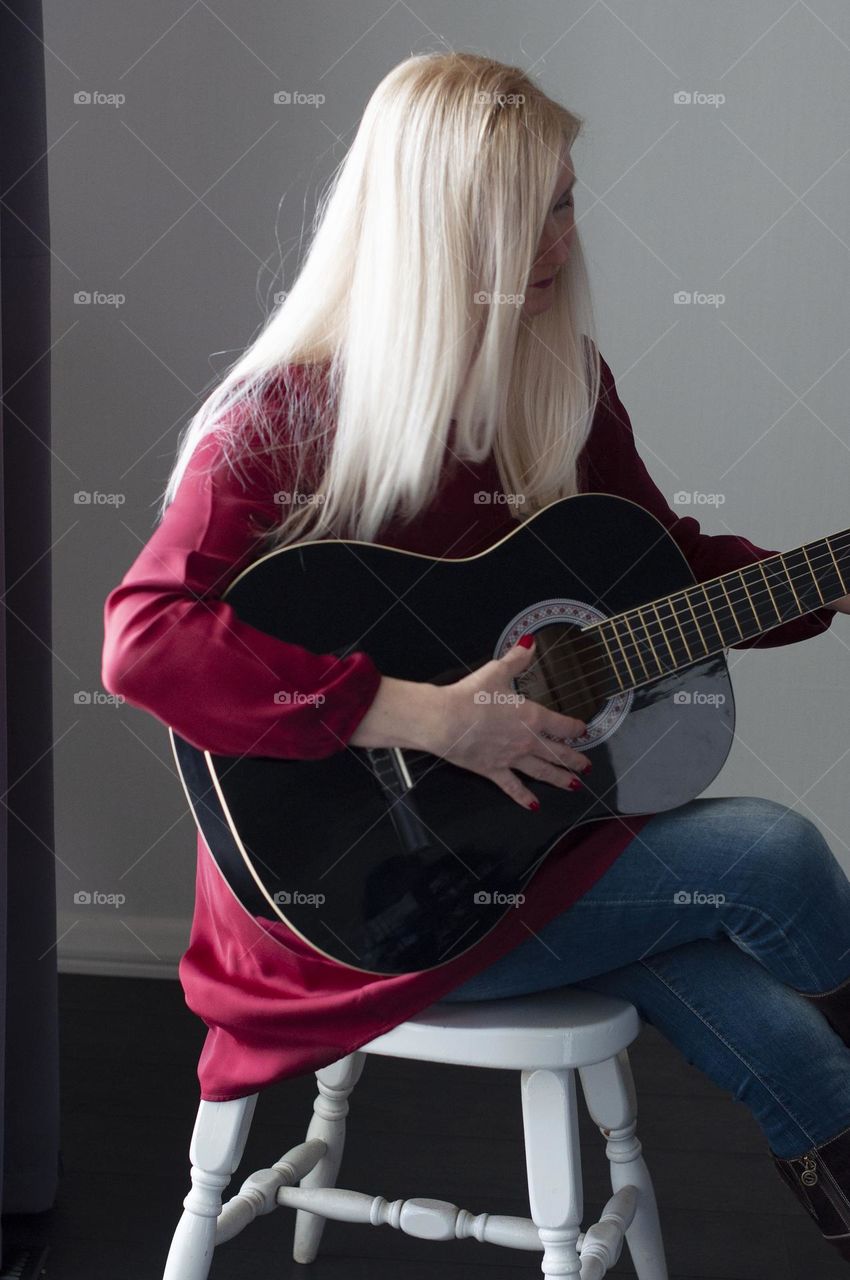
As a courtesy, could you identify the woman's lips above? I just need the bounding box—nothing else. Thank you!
[532,277,554,289]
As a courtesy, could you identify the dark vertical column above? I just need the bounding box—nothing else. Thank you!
[0,0,60,1217]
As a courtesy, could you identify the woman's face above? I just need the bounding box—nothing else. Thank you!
[522,154,576,317]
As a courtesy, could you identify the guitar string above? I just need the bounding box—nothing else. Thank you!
[394,536,850,772]
[527,534,850,700]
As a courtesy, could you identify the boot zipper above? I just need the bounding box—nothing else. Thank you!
[798,1149,850,1230]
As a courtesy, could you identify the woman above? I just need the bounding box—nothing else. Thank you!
[101,51,850,1262]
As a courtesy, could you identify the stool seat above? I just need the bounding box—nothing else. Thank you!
[363,987,641,1070]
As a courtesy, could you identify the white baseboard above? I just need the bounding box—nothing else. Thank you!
[56,910,188,979]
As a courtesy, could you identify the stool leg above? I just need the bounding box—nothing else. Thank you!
[162,1094,257,1280]
[579,1049,668,1280]
[292,1052,367,1264]
[521,1067,584,1277]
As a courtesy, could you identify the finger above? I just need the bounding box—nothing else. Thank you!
[525,724,590,773]
[540,706,588,740]
[489,767,540,810]
[514,755,584,791]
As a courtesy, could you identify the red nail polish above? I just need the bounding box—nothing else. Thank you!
[569,777,583,790]
[517,633,535,649]
[582,762,592,774]
[528,799,540,810]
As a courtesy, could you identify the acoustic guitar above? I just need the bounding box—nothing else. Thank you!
[169,493,848,976]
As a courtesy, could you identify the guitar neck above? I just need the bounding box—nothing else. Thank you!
[588,526,850,695]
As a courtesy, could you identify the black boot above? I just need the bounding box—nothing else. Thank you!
[772,1126,850,1262]
[800,975,850,1045]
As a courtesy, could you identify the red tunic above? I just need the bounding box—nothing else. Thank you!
[101,354,835,1101]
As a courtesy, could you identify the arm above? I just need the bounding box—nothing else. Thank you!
[101,425,383,759]
[585,354,837,649]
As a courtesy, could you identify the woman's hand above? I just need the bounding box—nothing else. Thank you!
[423,636,591,810]
[826,595,850,615]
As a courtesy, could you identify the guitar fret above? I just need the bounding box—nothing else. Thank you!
[621,612,651,680]
[682,587,710,656]
[599,618,629,691]
[658,596,694,665]
[700,579,733,648]
[826,538,848,596]
[695,582,725,651]
[648,602,678,671]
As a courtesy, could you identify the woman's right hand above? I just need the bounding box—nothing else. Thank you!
[424,635,591,809]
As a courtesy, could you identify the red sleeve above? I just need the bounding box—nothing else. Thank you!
[582,354,836,650]
[101,424,383,759]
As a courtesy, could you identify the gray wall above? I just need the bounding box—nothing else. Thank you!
[47,1,850,976]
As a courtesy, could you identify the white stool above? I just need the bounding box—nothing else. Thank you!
[162,987,668,1279]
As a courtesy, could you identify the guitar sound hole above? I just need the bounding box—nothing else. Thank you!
[514,621,606,726]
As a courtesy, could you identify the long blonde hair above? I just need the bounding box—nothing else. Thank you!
[160,50,601,551]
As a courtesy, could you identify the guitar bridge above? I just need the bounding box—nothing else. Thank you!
[365,747,433,854]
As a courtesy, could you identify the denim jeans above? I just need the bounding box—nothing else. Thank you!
[440,795,850,1159]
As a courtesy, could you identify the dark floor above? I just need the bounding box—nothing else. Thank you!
[2,973,847,1279]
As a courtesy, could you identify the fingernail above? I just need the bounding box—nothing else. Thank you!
[528,799,540,810]
[568,777,583,790]
[517,633,535,649]
[582,762,592,774]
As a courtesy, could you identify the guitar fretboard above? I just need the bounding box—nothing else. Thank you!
[587,528,850,696]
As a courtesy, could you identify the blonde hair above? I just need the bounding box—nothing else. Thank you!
[160,50,601,550]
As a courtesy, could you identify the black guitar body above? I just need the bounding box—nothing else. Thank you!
[170,494,735,975]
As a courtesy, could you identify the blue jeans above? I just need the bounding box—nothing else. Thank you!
[441,796,850,1159]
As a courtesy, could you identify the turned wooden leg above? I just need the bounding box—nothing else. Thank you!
[579,1049,668,1280]
[162,1094,257,1280]
[292,1052,367,1264]
[521,1066,584,1278]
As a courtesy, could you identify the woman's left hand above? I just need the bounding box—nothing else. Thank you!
[825,596,850,614]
